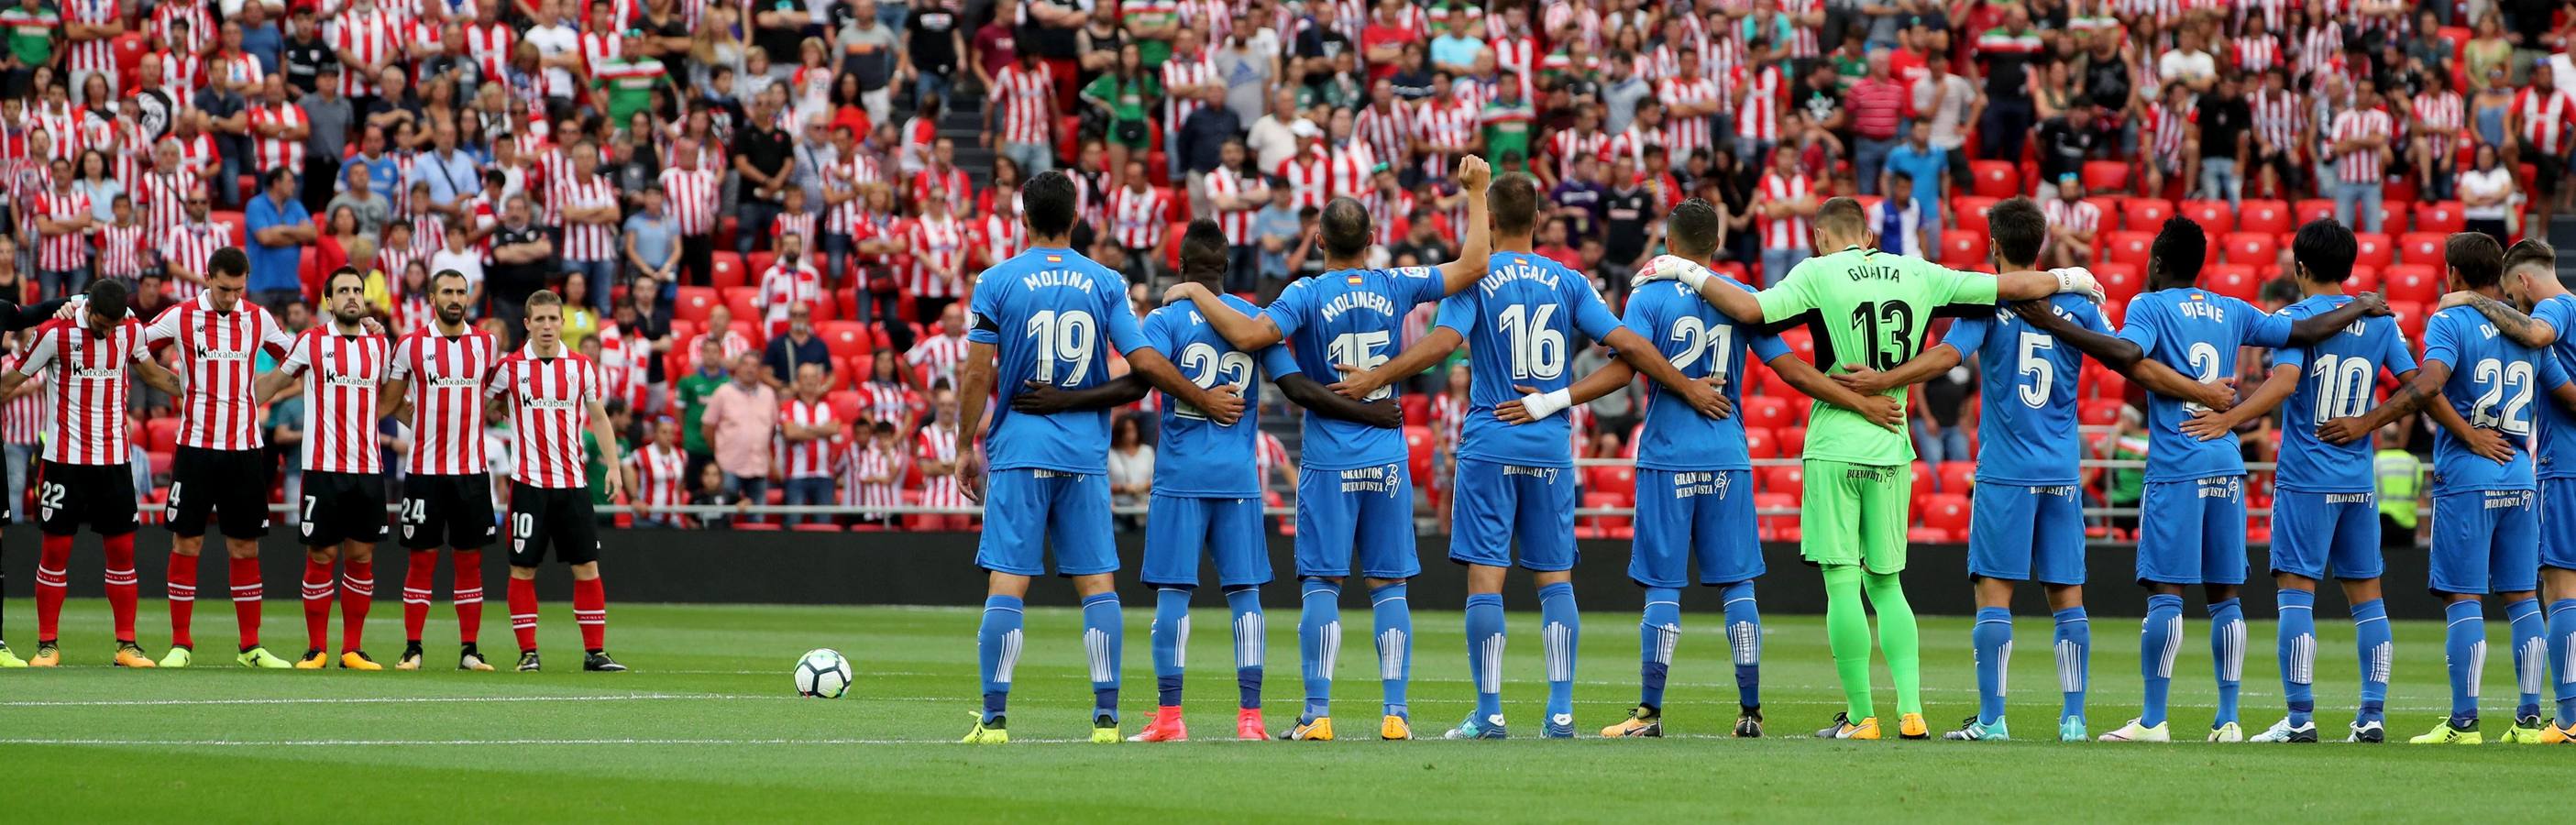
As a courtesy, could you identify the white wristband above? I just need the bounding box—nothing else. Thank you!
[1518,388,1573,421]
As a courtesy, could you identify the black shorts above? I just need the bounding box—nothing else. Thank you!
[400,473,500,551]
[35,460,138,537]
[2525,139,2561,195]
[297,471,388,546]
[507,483,600,567]
[164,446,273,539]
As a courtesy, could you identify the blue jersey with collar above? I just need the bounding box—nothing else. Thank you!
[2530,294,2576,479]
[1261,265,1448,471]
[1140,294,1304,498]
[1621,278,1789,473]
[2113,288,2295,482]
[965,247,1152,474]
[1436,252,1624,468]
[1939,293,2107,487]
[2421,305,2569,492]
[2268,294,2416,493]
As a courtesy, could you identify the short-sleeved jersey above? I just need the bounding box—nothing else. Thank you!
[278,328,393,476]
[388,328,500,476]
[1753,248,2000,465]
[2113,288,2295,482]
[17,318,149,466]
[1938,293,2108,486]
[482,346,603,490]
[2530,294,2576,479]
[966,247,1154,474]
[2268,294,2416,493]
[1622,278,1789,473]
[1140,294,1303,498]
[2420,305,2569,493]
[1262,266,1449,471]
[1438,253,1624,468]
[145,295,298,452]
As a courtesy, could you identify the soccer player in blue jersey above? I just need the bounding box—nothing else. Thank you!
[1009,221,1406,742]
[952,172,1253,745]
[2014,217,2388,742]
[1164,155,1498,742]
[1330,180,1749,740]
[2318,233,2576,744]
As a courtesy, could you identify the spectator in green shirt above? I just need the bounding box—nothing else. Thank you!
[1480,74,1536,170]
[584,397,635,509]
[1121,0,1178,67]
[675,337,730,465]
[1082,42,1161,187]
[1,0,56,71]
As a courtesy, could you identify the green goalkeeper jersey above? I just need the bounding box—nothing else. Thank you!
[1754,246,1998,466]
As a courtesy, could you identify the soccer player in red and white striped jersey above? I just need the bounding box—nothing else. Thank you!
[254,269,396,669]
[483,290,626,672]
[380,269,503,670]
[6,280,188,668]
[623,417,689,528]
[2328,82,2395,234]
[776,363,839,526]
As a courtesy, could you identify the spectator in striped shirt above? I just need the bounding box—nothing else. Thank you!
[776,362,839,526]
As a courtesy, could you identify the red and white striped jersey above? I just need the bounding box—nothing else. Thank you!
[859,380,920,427]
[1204,167,1264,246]
[1758,173,1811,250]
[1602,125,1651,170]
[331,10,401,97]
[1324,141,1376,204]
[1353,104,1411,170]
[249,102,308,172]
[2331,107,2393,183]
[159,220,229,302]
[211,51,263,94]
[463,21,516,82]
[777,398,836,478]
[1412,99,1477,177]
[1490,34,1538,100]
[1430,390,1466,449]
[2415,90,2463,153]
[33,189,94,271]
[2147,98,2195,162]
[556,173,618,261]
[839,440,901,512]
[483,345,602,490]
[2296,25,2342,83]
[2238,0,2293,32]
[1731,64,1783,143]
[1360,186,1413,247]
[94,223,148,280]
[1547,129,1608,183]
[972,211,1027,268]
[17,318,147,467]
[1161,51,1213,133]
[989,62,1055,146]
[280,327,392,475]
[1106,186,1166,249]
[657,167,719,236]
[907,214,969,299]
[1275,153,1330,211]
[905,334,971,390]
[1255,430,1288,485]
[755,262,821,342]
[915,424,963,510]
[146,294,297,451]
[1659,76,1720,160]
[171,131,215,178]
[2042,197,2103,251]
[63,0,119,78]
[1781,1,1822,58]
[0,349,47,446]
[2232,33,2281,74]
[137,169,188,238]
[578,30,621,78]
[2519,87,2576,156]
[626,442,688,513]
[2251,89,2306,152]
[823,154,881,236]
[390,328,499,476]
[153,1,215,57]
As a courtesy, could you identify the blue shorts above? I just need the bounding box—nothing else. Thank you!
[1966,481,2087,585]
[1294,464,1420,579]
[1448,458,1580,572]
[2135,476,2250,586]
[973,469,1118,578]
[2267,490,2383,580]
[2430,489,2539,595]
[1629,469,1762,588]
[1140,494,1271,588]
[2540,478,2576,572]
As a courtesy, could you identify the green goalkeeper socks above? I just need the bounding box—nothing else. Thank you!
[1820,566,1924,719]
[1863,570,1922,716]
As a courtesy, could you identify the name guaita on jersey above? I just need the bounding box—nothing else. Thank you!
[1668,470,1729,500]
[1339,464,1403,496]
[1844,261,1903,281]
[2196,476,2241,500]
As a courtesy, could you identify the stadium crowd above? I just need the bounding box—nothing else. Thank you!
[0,0,2570,532]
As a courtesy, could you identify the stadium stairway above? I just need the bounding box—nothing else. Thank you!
[935,81,999,193]
[2551,214,2576,282]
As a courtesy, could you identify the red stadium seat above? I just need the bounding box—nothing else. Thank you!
[1969,160,2020,197]
[2383,264,2442,304]
[746,251,776,280]
[2295,199,2337,228]
[1759,464,1804,496]
[2080,160,2130,194]
[1404,426,1434,485]
[2352,233,2394,269]
[2083,361,2129,401]
[1580,492,1628,539]
[2415,201,2467,234]
[2083,196,2124,230]
[1940,229,1986,267]
[2344,265,2381,295]
[2397,233,2448,267]
[825,390,863,424]
[2373,201,2409,234]
[2222,232,2278,266]
[674,287,718,324]
[1952,195,1998,234]
[2180,200,2234,235]
[721,287,762,326]
[1598,467,1636,501]
[1936,461,1975,492]
[1745,426,1777,459]
[2121,198,2174,230]
[1756,493,1800,542]
[1919,493,1971,540]
[710,252,747,290]
[1775,426,1805,457]
[1400,394,1428,425]
[2102,230,2154,265]
[1742,396,1792,431]
[2203,264,2260,302]
[2095,261,2142,302]
[2078,397,2124,425]
[2238,199,2293,235]
[145,417,182,452]
[2389,300,2428,342]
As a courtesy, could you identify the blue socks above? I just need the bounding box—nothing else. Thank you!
[1080,592,1122,721]
[2352,599,2392,724]
[1225,585,1264,710]
[2444,599,2486,724]
[1972,607,2012,726]
[976,595,1026,722]
[2506,597,2545,720]
[2053,606,2089,720]
[2277,588,2317,726]
[1539,582,1580,724]
[1638,588,1681,710]
[1721,582,1761,710]
[1371,583,1412,719]
[2208,598,2245,727]
[1465,592,1504,720]
[1298,580,1342,720]
[1150,588,1190,708]
[2140,594,2184,728]
[2551,600,2576,722]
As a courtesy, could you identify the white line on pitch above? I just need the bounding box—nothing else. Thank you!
[0,693,741,708]
[0,738,1091,746]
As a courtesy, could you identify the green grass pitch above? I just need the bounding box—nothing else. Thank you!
[1,598,2565,822]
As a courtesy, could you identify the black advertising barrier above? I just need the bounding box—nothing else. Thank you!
[0,525,2462,619]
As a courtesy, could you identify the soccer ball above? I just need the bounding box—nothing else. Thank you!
[793,648,853,698]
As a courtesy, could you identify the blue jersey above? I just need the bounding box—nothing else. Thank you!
[1140,295,1304,498]
[1939,293,2106,486]
[1622,278,1789,472]
[965,247,1152,474]
[1437,253,1624,467]
[2113,288,2294,482]
[2532,294,2576,479]
[2268,294,2417,493]
[2421,305,2569,493]
[1262,265,1448,470]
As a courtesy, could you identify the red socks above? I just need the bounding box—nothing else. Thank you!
[455,550,484,644]
[508,576,538,651]
[103,534,136,644]
[339,561,374,654]
[402,551,435,644]
[34,534,69,643]
[166,550,198,650]
[573,577,606,652]
[229,556,262,649]
[301,558,335,653]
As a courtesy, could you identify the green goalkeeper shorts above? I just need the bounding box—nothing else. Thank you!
[1800,459,1912,573]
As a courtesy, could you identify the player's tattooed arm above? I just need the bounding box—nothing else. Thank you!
[1832,344,1962,396]
[2317,360,2449,446]
[134,355,186,396]
[1276,374,1404,427]
[2281,292,2393,346]
[1334,326,1461,401]
[1162,282,1286,350]
[2182,363,2296,440]
[2436,290,2558,347]
[1767,353,1906,431]
[1009,375,1151,413]
[2009,302,2235,412]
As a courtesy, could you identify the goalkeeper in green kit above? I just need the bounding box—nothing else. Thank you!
[1630,197,2107,740]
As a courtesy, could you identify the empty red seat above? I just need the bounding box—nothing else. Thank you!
[2121,198,2174,230]
[1951,195,1998,234]
[2222,232,2278,265]
[2078,397,2124,425]
[2083,196,2124,229]
[710,252,746,290]
[2238,199,2293,235]
[1598,467,1636,500]
[2352,233,2394,269]
[2392,301,2429,343]
[1775,426,1805,456]
[2180,200,2235,234]
[1920,493,1972,540]
[721,286,762,325]
[2295,199,2337,227]
[1759,464,1805,495]
[1745,425,1777,459]
[1755,492,1800,542]
[2102,230,2155,265]
[2095,261,2142,302]
[1937,461,1976,492]
[2344,265,2381,295]
[2374,200,2409,232]
[2382,264,2442,304]
[2203,264,2261,301]
[2415,201,2467,233]
[2081,160,2130,194]
[2397,232,2448,267]
[2083,361,2130,401]
[1940,229,1986,267]
[1580,492,1629,539]
[1742,396,1792,432]
[674,287,718,324]
[1969,160,2021,197]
